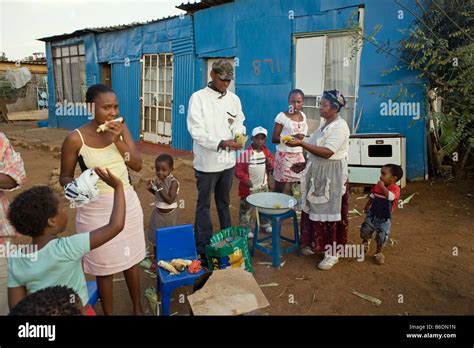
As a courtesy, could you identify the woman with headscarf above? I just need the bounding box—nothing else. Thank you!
[286,90,350,270]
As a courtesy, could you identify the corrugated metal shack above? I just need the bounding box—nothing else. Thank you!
[39,0,427,180]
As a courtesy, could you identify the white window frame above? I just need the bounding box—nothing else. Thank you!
[294,8,364,133]
[52,43,86,104]
[141,53,173,145]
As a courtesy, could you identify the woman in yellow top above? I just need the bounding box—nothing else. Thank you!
[60,84,145,315]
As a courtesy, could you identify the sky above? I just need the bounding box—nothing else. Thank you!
[0,0,186,60]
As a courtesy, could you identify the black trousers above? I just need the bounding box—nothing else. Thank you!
[194,167,234,255]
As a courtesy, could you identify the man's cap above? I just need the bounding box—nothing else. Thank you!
[212,60,234,81]
[252,126,268,137]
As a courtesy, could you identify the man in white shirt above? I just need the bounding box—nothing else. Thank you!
[187,60,246,256]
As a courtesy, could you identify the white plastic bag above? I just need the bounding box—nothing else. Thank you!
[64,169,100,208]
[5,67,32,89]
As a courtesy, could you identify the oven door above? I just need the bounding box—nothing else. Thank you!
[360,138,401,166]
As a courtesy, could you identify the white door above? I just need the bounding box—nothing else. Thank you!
[206,58,235,93]
[141,53,173,144]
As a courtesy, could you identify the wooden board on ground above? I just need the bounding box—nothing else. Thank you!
[7,109,47,121]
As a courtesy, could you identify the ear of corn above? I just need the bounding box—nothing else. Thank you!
[171,259,192,266]
[235,133,247,147]
[281,135,294,144]
[157,260,179,275]
[170,259,191,271]
[96,117,124,133]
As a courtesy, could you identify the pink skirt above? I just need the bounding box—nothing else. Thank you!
[273,150,306,183]
[76,186,146,276]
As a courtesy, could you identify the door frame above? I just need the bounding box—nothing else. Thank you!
[140,53,174,145]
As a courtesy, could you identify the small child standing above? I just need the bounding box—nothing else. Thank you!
[146,154,180,257]
[360,164,403,265]
[7,168,125,311]
[235,126,274,238]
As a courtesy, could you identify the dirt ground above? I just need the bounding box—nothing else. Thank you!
[3,123,474,316]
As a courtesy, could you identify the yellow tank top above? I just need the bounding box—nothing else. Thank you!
[75,129,131,194]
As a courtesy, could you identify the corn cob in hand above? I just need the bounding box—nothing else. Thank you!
[281,135,295,144]
[235,133,247,147]
[96,117,124,133]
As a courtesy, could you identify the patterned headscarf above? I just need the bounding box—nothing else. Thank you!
[322,90,346,112]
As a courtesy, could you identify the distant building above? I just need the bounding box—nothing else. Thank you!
[0,60,48,121]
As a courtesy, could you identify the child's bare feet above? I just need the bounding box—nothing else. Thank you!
[374,253,385,265]
[362,239,371,254]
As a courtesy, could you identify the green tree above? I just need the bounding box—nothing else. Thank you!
[350,0,474,178]
[399,0,473,178]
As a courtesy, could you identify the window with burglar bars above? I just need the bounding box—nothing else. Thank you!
[141,53,173,144]
[52,43,86,103]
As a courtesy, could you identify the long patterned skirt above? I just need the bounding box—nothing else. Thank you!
[300,182,349,253]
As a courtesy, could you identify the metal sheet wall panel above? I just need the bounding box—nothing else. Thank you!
[356,84,427,179]
[194,2,236,55]
[111,60,141,141]
[45,42,57,128]
[235,17,292,85]
[171,54,195,151]
[171,19,195,152]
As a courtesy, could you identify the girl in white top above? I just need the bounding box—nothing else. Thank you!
[271,89,308,193]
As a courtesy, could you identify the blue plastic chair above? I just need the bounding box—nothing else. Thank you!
[156,224,206,316]
[86,280,99,307]
[251,209,301,268]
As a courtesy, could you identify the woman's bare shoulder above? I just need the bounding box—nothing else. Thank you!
[63,125,90,149]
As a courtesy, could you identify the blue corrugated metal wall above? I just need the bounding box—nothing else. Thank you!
[45,16,193,144]
[171,18,195,151]
[44,0,428,180]
[111,60,142,141]
[172,53,194,151]
[45,42,57,128]
[189,0,427,180]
